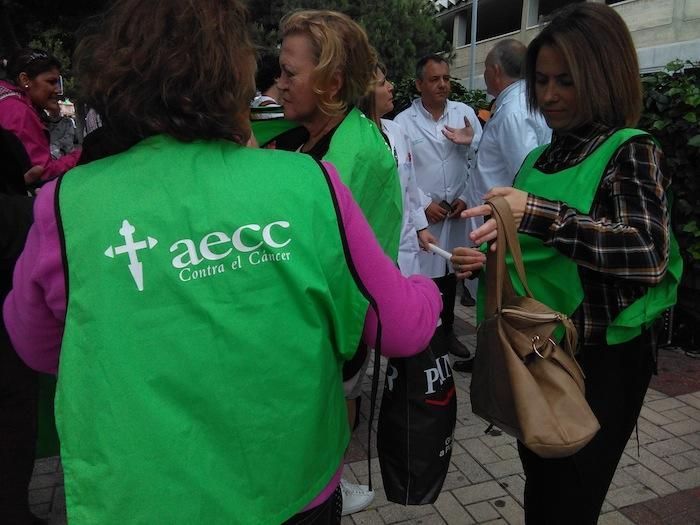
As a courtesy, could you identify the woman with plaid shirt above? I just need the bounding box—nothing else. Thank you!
[454,4,681,524]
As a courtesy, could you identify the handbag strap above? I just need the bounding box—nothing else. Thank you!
[486,196,581,359]
[484,196,534,316]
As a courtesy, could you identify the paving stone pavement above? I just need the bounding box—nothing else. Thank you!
[29,302,700,524]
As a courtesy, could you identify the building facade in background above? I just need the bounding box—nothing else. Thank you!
[434,0,700,89]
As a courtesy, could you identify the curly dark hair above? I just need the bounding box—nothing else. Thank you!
[74,0,256,145]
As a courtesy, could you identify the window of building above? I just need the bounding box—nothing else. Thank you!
[527,0,585,27]
[452,0,523,47]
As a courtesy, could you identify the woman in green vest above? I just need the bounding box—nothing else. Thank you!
[273,11,404,514]
[273,9,402,259]
[3,1,443,524]
[455,4,680,524]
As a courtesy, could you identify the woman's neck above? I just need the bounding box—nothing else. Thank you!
[302,113,345,153]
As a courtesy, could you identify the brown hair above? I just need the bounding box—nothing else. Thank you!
[525,3,642,128]
[358,62,387,126]
[280,10,377,117]
[74,0,256,145]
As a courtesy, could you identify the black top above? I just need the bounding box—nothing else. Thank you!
[273,124,340,160]
[0,125,31,195]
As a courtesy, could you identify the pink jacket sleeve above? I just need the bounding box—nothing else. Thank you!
[3,179,66,373]
[0,97,80,181]
[321,162,441,357]
[3,163,441,373]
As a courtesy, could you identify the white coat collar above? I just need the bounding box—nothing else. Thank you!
[409,98,458,128]
[492,79,525,116]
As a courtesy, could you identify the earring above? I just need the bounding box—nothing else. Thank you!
[24,84,29,88]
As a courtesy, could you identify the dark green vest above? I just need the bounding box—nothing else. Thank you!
[56,135,368,523]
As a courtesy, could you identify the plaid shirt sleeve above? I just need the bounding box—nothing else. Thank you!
[518,137,670,285]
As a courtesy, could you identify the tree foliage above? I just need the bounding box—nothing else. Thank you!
[0,0,107,96]
[2,0,448,97]
[247,0,450,80]
[357,0,450,79]
[0,0,106,56]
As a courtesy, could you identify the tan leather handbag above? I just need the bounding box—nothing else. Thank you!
[470,196,600,458]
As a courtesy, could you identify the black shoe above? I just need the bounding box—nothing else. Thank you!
[460,290,475,307]
[447,333,472,359]
[452,359,474,373]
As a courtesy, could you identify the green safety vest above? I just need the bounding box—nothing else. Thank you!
[324,108,402,261]
[55,135,369,524]
[253,108,402,261]
[478,128,682,345]
[251,114,298,147]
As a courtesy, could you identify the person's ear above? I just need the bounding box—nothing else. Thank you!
[328,69,343,100]
[493,64,506,90]
[415,78,423,94]
[18,72,31,89]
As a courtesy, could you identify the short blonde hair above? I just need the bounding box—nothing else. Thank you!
[280,10,377,117]
[526,3,642,129]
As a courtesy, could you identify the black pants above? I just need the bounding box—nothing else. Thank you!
[434,273,457,333]
[518,333,655,525]
[0,338,39,525]
[283,485,342,524]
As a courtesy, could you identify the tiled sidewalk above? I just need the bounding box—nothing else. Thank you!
[29,303,700,524]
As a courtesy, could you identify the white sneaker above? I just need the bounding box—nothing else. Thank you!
[340,478,375,515]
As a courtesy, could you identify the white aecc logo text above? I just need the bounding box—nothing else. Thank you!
[169,221,291,281]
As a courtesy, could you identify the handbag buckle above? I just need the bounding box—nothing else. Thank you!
[531,335,556,358]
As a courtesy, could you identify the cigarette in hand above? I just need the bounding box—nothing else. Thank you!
[427,243,451,261]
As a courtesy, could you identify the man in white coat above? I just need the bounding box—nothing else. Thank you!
[454,39,551,372]
[464,39,551,211]
[395,55,482,358]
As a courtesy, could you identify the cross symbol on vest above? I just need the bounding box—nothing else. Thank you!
[104,219,158,291]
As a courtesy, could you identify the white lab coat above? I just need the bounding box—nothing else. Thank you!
[394,98,482,278]
[465,80,551,208]
[381,118,428,277]
[462,80,551,300]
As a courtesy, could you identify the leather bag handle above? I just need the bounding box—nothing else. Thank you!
[484,196,534,316]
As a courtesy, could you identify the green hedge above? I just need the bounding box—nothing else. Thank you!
[640,60,700,264]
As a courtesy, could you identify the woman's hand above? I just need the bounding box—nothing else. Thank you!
[24,166,44,185]
[460,187,528,249]
[451,246,486,279]
[417,228,438,251]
